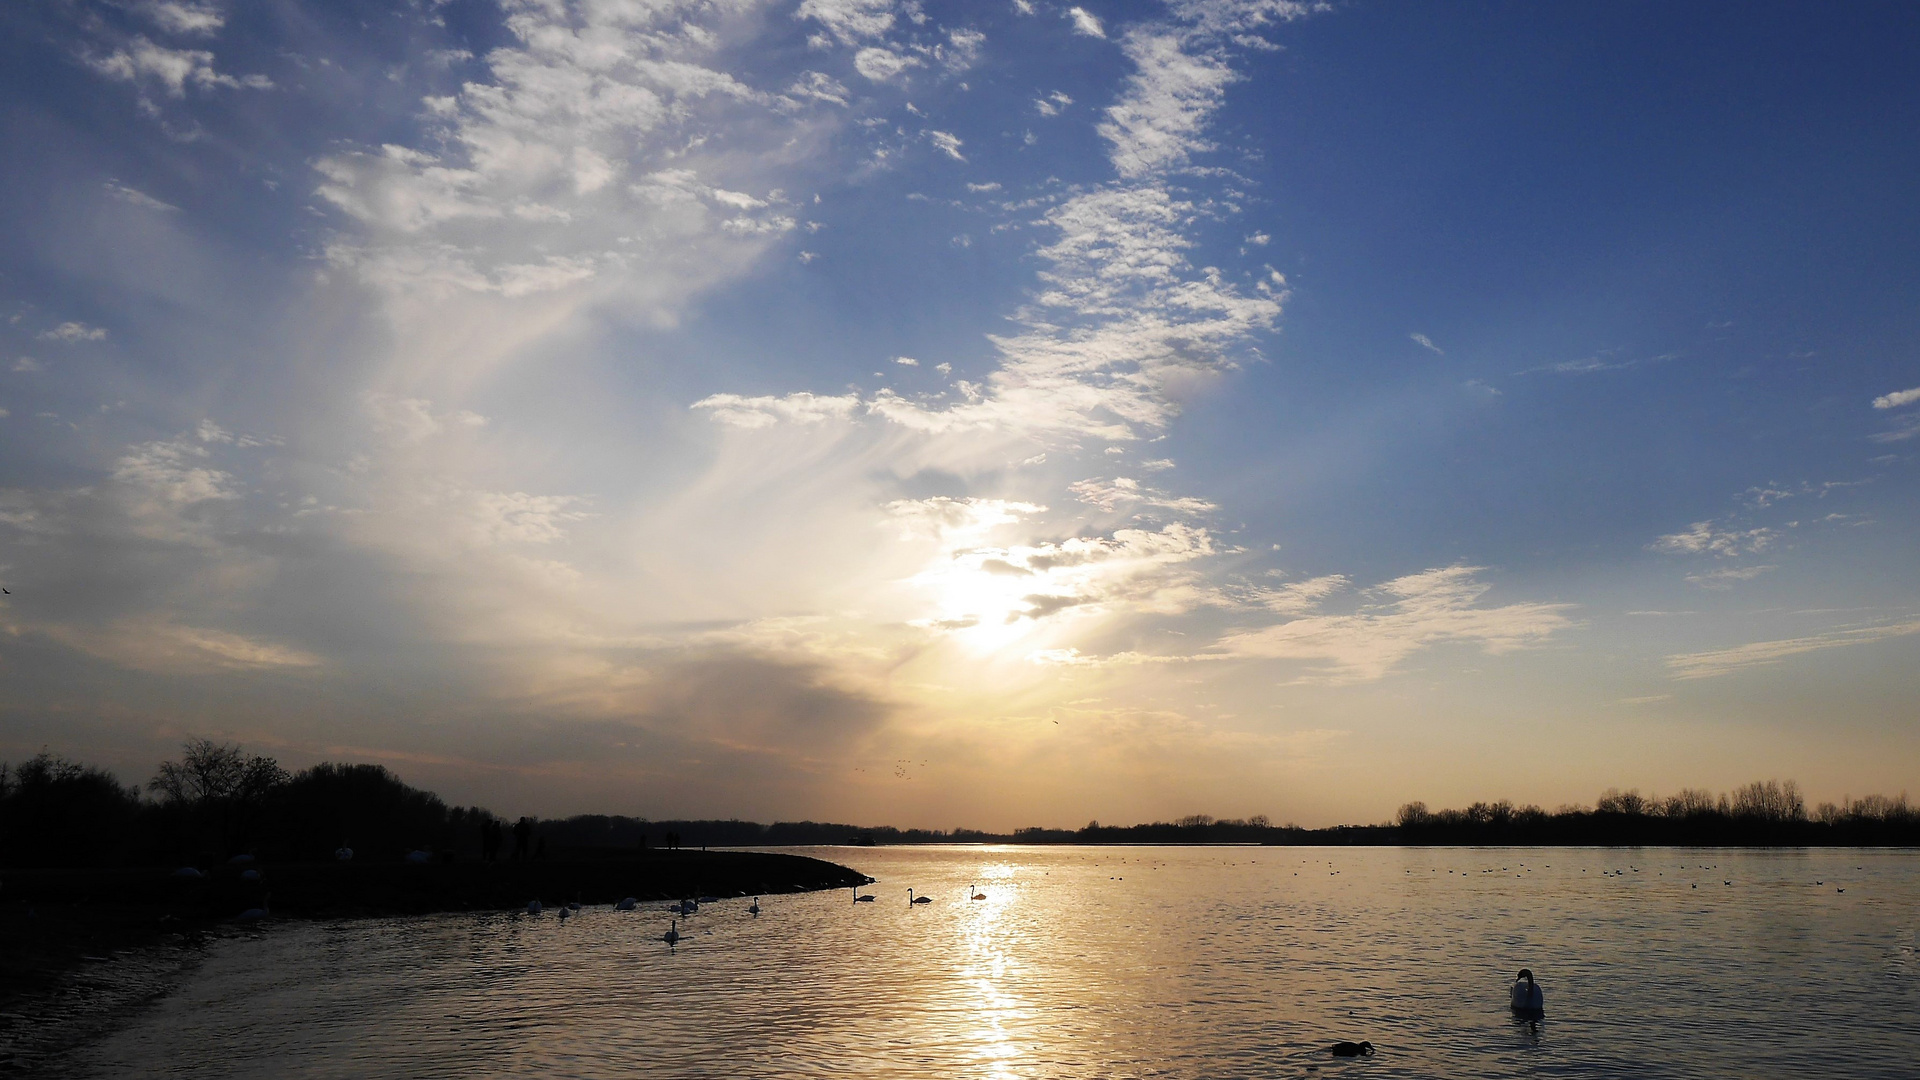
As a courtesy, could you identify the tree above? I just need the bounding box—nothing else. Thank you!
[149,739,290,857]
[0,752,141,866]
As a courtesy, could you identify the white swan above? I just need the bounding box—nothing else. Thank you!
[237,893,270,922]
[909,889,931,905]
[853,884,875,902]
[662,920,681,946]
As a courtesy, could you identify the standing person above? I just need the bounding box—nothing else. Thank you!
[1510,969,1545,1019]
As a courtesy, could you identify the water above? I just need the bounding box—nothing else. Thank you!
[68,846,1920,1078]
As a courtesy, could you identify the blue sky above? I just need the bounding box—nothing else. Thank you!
[1,0,1916,827]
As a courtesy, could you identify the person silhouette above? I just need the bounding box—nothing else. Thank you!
[1510,968,1545,1019]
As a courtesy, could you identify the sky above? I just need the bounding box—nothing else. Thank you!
[1,0,1917,829]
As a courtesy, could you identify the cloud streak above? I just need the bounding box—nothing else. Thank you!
[1666,620,1920,680]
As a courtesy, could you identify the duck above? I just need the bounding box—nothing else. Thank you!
[909,889,932,905]
[1330,1041,1374,1058]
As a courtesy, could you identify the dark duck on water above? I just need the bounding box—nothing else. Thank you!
[1330,1041,1374,1057]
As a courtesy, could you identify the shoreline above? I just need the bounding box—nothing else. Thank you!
[0,850,869,1075]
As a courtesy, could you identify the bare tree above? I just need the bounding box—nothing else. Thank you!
[149,739,290,856]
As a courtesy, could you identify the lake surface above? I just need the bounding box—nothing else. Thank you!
[69,846,1919,1078]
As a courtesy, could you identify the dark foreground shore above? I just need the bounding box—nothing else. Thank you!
[0,850,868,1074]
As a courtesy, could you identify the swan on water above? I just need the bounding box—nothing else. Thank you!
[334,847,354,862]
[527,900,543,915]
[241,869,261,882]
[909,889,932,905]
[853,884,875,902]
[748,898,761,915]
[558,907,571,922]
[662,920,681,946]
[237,893,271,922]
[970,886,986,900]
[616,897,638,911]
[172,867,203,879]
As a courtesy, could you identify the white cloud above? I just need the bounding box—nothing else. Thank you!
[38,322,107,343]
[1666,619,1920,680]
[1409,332,1443,355]
[1035,91,1074,116]
[886,497,1043,544]
[137,1,225,35]
[1870,413,1920,443]
[691,392,861,428]
[89,36,270,96]
[367,394,488,444]
[104,181,179,212]
[1210,567,1575,684]
[788,71,851,106]
[1068,7,1106,37]
[1069,476,1215,514]
[12,357,43,373]
[854,46,923,83]
[312,3,800,324]
[966,182,1001,192]
[1685,565,1776,589]
[798,0,897,45]
[1650,521,1775,557]
[1871,386,1920,410]
[895,356,919,366]
[927,130,966,160]
[1097,31,1237,178]
[50,618,321,675]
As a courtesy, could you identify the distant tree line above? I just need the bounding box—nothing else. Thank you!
[0,741,494,868]
[3,745,1915,869]
[1393,779,1920,846]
